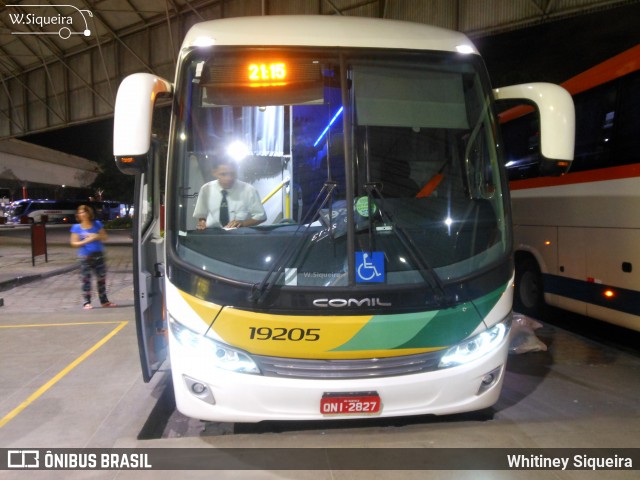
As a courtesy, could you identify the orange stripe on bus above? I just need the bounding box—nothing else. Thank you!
[561,45,640,96]
[500,45,640,123]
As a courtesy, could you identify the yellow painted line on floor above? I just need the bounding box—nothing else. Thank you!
[0,321,123,329]
[0,320,129,428]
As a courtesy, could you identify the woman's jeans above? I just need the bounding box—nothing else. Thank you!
[79,252,108,305]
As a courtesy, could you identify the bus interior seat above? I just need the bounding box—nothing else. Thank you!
[379,159,421,198]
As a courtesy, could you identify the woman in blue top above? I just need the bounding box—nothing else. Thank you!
[70,205,116,310]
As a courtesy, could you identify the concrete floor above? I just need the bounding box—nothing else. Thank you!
[0,241,639,479]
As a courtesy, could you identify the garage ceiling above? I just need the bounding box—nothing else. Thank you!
[0,0,635,139]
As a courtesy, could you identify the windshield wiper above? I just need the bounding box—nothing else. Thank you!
[365,183,451,305]
[249,181,338,305]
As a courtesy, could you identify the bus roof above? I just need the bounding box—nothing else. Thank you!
[181,15,477,55]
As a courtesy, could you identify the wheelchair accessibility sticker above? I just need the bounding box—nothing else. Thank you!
[356,252,385,283]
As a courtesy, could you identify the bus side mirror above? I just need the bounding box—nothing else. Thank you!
[494,83,575,175]
[113,73,173,175]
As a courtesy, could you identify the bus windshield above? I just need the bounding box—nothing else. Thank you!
[171,48,509,290]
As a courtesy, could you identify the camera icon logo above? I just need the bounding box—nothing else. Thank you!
[7,450,40,469]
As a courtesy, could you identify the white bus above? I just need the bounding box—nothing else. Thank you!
[7,199,121,224]
[114,15,574,423]
[503,45,640,332]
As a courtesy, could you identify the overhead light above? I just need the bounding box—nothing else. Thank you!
[313,106,343,147]
[227,141,251,161]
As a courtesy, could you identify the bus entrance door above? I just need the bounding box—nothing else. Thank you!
[132,145,167,382]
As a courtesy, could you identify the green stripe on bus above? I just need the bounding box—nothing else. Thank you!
[332,284,507,351]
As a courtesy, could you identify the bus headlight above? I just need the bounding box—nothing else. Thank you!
[438,318,510,368]
[169,315,260,374]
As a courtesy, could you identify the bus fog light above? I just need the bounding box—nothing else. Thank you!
[481,373,494,385]
[192,382,207,395]
[183,375,215,405]
[477,366,503,395]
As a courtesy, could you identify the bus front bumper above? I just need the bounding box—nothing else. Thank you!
[167,327,510,423]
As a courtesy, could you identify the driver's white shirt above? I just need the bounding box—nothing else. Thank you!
[193,179,266,228]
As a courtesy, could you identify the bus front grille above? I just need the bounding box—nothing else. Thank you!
[252,351,443,379]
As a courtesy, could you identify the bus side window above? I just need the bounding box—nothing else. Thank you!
[502,112,541,181]
[615,71,640,166]
[570,82,617,172]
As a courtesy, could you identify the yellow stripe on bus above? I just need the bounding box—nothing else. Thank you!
[178,290,442,359]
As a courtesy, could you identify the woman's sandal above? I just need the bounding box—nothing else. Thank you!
[101,302,117,308]
[83,303,93,310]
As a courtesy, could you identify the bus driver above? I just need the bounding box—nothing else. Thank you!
[193,158,266,230]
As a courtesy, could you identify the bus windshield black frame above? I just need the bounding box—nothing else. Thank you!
[166,46,512,305]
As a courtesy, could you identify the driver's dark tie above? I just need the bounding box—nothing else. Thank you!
[219,190,229,226]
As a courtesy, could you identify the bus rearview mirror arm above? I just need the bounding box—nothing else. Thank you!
[113,73,173,175]
[494,82,575,172]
